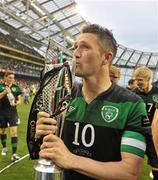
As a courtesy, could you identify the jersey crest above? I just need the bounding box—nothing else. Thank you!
[152,95,158,103]
[11,87,16,92]
[101,105,119,123]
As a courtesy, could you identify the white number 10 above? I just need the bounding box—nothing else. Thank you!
[72,122,95,147]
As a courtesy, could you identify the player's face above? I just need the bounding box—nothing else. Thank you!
[134,76,149,91]
[4,74,15,85]
[73,33,105,78]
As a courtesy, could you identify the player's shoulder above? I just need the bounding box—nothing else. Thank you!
[0,83,5,90]
[112,84,143,103]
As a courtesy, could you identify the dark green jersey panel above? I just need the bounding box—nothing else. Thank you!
[134,86,158,123]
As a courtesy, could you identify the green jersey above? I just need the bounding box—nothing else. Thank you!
[63,83,150,180]
[0,83,22,110]
[133,86,158,168]
[134,86,158,123]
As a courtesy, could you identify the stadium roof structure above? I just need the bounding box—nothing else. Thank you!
[0,0,157,85]
[0,0,89,59]
[114,44,158,85]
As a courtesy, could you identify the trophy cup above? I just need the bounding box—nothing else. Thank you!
[33,62,72,180]
[26,38,74,180]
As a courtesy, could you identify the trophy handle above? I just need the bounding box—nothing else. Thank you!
[34,159,63,180]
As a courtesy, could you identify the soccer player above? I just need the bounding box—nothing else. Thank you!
[0,71,22,161]
[109,64,120,84]
[126,79,137,91]
[133,66,158,180]
[152,104,158,155]
[31,24,150,180]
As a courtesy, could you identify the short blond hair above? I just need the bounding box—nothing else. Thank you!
[134,66,153,80]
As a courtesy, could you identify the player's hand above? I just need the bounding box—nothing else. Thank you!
[35,112,57,139]
[39,134,76,169]
[5,86,11,94]
[10,102,16,106]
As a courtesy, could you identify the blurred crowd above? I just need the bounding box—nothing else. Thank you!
[0,58,42,77]
[0,32,41,56]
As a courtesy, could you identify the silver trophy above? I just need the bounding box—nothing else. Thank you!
[33,62,72,180]
[34,157,63,180]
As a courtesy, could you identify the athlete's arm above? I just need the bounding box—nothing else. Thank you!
[152,108,158,156]
[0,90,7,99]
[40,134,143,180]
[70,151,142,180]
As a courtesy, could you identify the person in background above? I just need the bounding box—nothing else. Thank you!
[23,86,30,105]
[31,24,150,180]
[126,79,137,91]
[0,71,22,161]
[133,66,158,180]
[152,103,158,156]
[109,64,120,84]
[109,65,120,83]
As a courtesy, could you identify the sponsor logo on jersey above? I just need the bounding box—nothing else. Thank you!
[152,95,158,103]
[68,105,76,112]
[101,105,119,123]
[141,115,150,127]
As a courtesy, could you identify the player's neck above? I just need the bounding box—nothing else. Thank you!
[82,78,112,103]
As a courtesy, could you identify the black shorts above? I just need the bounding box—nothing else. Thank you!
[146,134,158,168]
[0,108,19,128]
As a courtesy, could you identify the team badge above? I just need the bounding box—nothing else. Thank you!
[152,95,158,103]
[101,105,119,123]
[11,87,16,92]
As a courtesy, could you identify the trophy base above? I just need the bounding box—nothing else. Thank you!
[34,159,63,180]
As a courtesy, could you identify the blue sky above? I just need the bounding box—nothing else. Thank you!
[75,0,158,52]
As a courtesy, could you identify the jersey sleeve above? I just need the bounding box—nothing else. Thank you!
[121,130,146,158]
[121,101,150,158]
[0,84,5,93]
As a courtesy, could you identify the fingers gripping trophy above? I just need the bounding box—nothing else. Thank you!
[27,42,75,180]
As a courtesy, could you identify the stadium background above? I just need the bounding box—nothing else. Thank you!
[0,0,157,179]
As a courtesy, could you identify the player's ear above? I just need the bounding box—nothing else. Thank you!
[102,51,113,65]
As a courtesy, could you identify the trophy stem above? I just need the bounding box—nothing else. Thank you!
[34,159,63,180]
